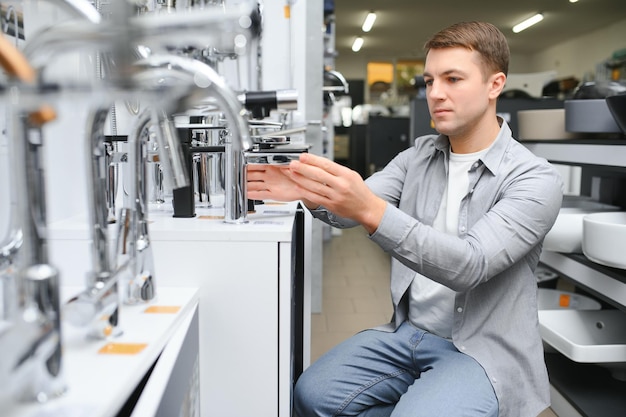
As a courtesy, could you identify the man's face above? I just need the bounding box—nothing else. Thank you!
[423,47,496,140]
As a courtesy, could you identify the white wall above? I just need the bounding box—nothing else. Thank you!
[529,18,626,80]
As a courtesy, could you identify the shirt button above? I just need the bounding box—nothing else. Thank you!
[456,307,463,313]
[492,378,497,384]
[460,226,466,233]
[469,188,474,194]
[460,345,466,351]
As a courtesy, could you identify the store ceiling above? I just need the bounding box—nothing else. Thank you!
[332,0,626,59]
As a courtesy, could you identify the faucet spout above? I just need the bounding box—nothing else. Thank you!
[151,107,190,190]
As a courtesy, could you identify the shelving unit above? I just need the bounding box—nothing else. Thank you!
[524,139,626,168]
[524,139,626,417]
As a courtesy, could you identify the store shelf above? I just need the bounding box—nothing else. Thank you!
[545,353,626,417]
[523,139,626,168]
[3,287,199,417]
[540,251,626,313]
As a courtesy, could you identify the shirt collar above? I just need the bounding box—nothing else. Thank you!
[433,117,514,175]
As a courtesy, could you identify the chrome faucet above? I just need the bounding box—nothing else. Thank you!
[134,53,252,223]
[114,109,166,305]
[0,264,66,404]
[0,32,66,404]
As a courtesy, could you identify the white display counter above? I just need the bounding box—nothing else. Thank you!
[48,200,311,417]
[3,287,199,417]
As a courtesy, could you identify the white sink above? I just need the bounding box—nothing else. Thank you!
[543,197,619,253]
[539,309,626,363]
[582,211,626,269]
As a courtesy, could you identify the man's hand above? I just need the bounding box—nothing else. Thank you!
[247,154,386,234]
[247,164,305,202]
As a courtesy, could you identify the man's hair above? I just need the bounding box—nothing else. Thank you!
[424,21,510,78]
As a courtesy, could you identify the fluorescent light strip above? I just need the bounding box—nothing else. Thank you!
[512,13,544,33]
[352,36,364,52]
[362,12,377,32]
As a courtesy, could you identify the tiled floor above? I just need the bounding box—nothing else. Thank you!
[312,226,558,417]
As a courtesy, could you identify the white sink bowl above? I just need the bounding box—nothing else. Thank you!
[539,309,626,379]
[582,212,626,269]
[544,199,620,253]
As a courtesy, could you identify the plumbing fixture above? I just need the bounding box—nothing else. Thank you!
[134,53,252,223]
[0,33,65,405]
[114,109,160,304]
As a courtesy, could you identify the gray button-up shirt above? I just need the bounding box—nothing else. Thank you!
[311,120,563,417]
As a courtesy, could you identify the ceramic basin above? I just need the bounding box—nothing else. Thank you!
[582,212,626,269]
[539,309,626,380]
[544,198,620,253]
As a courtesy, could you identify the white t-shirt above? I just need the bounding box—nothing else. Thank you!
[408,148,488,338]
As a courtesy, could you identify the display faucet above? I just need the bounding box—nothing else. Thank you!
[135,53,252,223]
[0,33,66,404]
[114,108,174,304]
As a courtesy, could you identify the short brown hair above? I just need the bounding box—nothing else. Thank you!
[424,21,510,78]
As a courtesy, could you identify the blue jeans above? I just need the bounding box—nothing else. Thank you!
[294,321,498,417]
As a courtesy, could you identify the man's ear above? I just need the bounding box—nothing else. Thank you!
[489,72,507,99]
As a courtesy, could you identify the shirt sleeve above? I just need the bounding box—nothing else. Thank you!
[369,153,563,292]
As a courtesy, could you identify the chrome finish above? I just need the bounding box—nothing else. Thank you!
[0,264,66,403]
[244,152,303,165]
[134,54,252,223]
[115,110,157,304]
[151,107,189,191]
[105,141,119,224]
[254,125,307,139]
[22,5,255,71]
[53,0,101,23]
[323,70,349,94]
[275,89,299,111]
[63,107,122,338]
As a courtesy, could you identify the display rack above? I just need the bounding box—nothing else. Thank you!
[524,138,626,417]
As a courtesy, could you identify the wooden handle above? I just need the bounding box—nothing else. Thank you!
[0,34,56,125]
[0,33,35,83]
[28,104,57,127]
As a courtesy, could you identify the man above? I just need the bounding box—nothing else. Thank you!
[247,21,563,417]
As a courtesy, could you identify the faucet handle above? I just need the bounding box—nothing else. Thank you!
[0,33,35,83]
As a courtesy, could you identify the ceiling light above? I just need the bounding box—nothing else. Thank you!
[362,12,377,32]
[569,0,579,3]
[512,13,544,33]
[352,36,364,52]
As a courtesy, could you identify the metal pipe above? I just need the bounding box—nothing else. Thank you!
[114,109,156,304]
[21,4,254,72]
